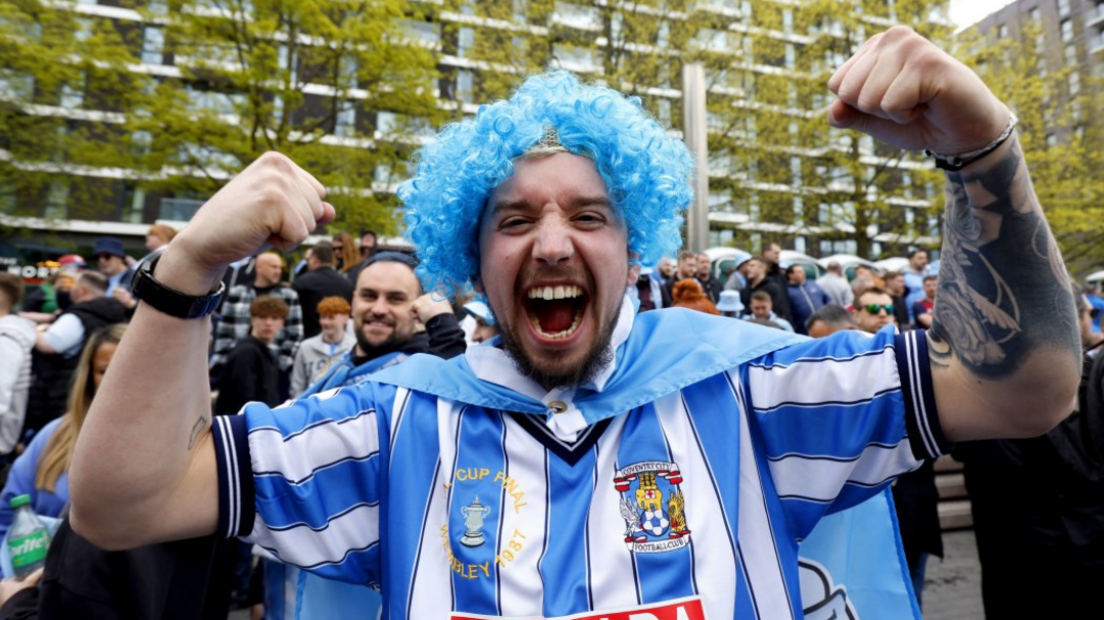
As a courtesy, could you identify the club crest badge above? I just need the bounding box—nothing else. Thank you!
[614,461,691,553]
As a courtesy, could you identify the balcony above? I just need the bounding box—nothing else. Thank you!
[1089,4,1104,28]
[1091,33,1104,54]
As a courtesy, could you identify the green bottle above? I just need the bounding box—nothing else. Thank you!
[8,495,49,578]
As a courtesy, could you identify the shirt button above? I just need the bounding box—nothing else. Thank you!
[548,400,568,414]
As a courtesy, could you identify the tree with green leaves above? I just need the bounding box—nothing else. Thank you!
[129,0,442,234]
[0,0,144,224]
[957,19,1104,279]
[1,0,442,237]
[713,0,950,258]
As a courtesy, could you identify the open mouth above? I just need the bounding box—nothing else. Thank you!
[524,284,587,340]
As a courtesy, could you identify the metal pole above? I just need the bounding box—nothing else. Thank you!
[682,62,710,253]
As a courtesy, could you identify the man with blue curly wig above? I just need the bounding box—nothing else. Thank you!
[73,27,1081,620]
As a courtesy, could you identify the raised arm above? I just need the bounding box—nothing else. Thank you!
[69,153,333,549]
[828,27,1080,442]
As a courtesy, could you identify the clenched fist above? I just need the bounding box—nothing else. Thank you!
[156,153,335,296]
[828,27,1011,156]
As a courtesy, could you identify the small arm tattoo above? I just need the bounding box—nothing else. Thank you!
[928,136,1080,379]
[188,415,207,450]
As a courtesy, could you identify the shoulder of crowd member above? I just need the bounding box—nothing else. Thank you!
[423,312,467,360]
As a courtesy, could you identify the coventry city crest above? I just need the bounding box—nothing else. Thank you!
[614,461,691,553]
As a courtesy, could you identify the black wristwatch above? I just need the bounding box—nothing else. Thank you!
[131,254,225,319]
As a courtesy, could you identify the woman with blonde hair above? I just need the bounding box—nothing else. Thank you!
[331,231,360,274]
[0,323,126,565]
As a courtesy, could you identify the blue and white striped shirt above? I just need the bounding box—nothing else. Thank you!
[213,320,945,620]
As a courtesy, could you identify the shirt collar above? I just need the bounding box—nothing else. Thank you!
[464,294,637,439]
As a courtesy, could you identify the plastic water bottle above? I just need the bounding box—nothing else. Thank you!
[8,495,50,578]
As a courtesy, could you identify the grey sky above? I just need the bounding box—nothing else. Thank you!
[950,0,1017,29]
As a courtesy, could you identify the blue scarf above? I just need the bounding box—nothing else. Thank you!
[373,307,806,424]
[299,350,407,398]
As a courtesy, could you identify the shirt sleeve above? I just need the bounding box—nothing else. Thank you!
[43,314,84,357]
[745,326,950,539]
[211,383,387,586]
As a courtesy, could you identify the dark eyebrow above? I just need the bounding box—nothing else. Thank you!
[488,195,612,215]
[566,195,613,209]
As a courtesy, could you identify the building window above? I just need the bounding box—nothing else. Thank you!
[334,101,356,137]
[121,184,145,224]
[553,2,600,30]
[656,99,670,126]
[456,69,473,103]
[1058,0,1070,17]
[59,80,84,108]
[399,20,439,47]
[1046,133,1058,148]
[1066,43,1078,65]
[551,44,599,72]
[458,27,474,58]
[1029,7,1040,21]
[998,24,1008,39]
[375,111,433,137]
[1061,19,1073,42]
[44,181,69,219]
[0,71,33,101]
[1069,69,1081,95]
[141,26,164,64]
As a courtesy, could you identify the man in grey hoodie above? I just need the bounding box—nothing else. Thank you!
[0,274,35,457]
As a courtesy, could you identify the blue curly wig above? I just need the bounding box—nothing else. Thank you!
[399,71,694,294]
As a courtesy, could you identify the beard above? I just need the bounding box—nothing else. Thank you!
[353,319,405,360]
[498,307,620,390]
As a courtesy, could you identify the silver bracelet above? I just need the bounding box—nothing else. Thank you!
[924,112,1019,171]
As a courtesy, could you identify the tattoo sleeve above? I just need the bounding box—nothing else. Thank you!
[928,135,1080,379]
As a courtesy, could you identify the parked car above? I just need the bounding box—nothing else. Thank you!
[779,250,825,280]
[703,247,752,284]
[873,256,910,274]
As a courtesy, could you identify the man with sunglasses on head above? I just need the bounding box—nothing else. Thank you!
[852,286,897,334]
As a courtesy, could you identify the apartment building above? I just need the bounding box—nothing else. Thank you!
[0,0,949,280]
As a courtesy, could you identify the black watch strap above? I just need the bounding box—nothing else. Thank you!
[132,254,225,319]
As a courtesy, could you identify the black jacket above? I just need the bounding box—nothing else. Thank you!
[213,336,282,416]
[739,278,789,321]
[25,298,128,434]
[0,517,229,620]
[291,266,354,339]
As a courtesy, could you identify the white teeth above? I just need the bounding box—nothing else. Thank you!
[527,285,582,300]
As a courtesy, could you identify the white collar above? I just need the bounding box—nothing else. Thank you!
[464,294,636,441]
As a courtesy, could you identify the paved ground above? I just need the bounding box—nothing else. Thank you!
[921,530,984,620]
[231,530,986,619]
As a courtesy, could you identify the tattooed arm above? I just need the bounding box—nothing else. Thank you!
[926,137,1080,439]
[828,27,1080,441]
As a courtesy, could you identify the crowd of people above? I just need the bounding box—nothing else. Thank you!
[2,226,1100,619]
[0,25,1098,620]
